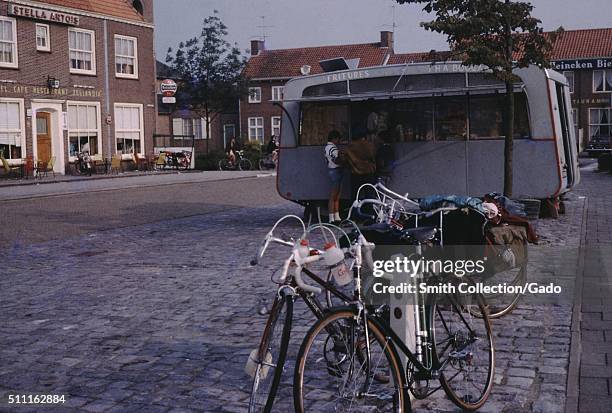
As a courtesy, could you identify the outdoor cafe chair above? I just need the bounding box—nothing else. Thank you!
[110,155,122,174]
[37,156,55,178]
[155,152,166,170]
[1,156,22,179]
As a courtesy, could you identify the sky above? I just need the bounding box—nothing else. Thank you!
[153,0,612,60]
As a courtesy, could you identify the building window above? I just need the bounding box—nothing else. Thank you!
[589,108,611,143]
[36,24,50,52]
[248,117,264,142]
[0,17,18,68]
[272,86,284,102]
[0,99,24,159]
[115,104,143,154]
[67,102,100,158]
[563,71,574,94]
[69,28,95,75]
[248,87,262,103]
[271,116,281,137]
[172,118,207,139]
[593,70,612,93]
[115,35,138,78]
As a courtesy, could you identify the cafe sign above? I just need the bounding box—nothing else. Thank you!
[9,4,80,26]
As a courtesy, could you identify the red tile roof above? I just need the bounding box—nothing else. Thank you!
[548,28,612,60]
[29,0,145,22]
[244,28,611,79]
[243,42,390,79]
[388,50,452,64]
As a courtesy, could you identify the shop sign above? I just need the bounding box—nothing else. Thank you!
[552,58,612,71]
[160,79,177,97]
[572,96,611,106]
[0,83,102,98]
[9,4,80,26]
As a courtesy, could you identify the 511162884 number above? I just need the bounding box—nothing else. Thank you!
[8,394,66,404]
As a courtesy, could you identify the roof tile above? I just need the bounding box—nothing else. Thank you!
[244,28,611,79]
[243,42,389,78]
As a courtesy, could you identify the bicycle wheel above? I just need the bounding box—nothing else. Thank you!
[470,244,528,319]
[294,307,406,413]
[248,295,293,413]
[259,159,266,171]
[239,158,252,171]
[430,284,494,411]
[219,159,229,171]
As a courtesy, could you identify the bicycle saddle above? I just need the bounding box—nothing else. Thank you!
[402,226,437,242]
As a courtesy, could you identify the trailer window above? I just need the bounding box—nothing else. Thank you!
[435,96,468,140]
[299,102,349,145]
[469,92,531,139]
[393,98,434,141]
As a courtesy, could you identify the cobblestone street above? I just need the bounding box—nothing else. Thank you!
[0,165,608,412]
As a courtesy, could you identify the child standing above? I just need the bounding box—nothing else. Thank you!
[324,130,343,223]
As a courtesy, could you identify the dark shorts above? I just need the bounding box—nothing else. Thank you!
[328,168,342,189]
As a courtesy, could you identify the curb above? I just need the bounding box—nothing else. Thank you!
[0,174,268,202]
[564,195,588,413]
[0,170,187,188]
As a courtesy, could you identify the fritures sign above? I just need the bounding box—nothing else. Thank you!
[9,4,80,26]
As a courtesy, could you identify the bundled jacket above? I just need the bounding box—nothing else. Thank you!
[346,139,376,175]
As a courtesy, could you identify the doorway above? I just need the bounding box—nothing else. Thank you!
[36,112,52,163]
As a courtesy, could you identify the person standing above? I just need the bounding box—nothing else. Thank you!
[346,129,377,201]
[324,130,343,223]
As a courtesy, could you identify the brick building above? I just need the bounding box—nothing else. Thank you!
[0,0,156,174]
[241,28,611,153]
[154,59,238,157]
[241,31,394,146]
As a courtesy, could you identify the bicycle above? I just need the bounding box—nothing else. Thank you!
[246,215,378,413]
[353,182,529,319]
[259,150,278,171]
[73,151,93,176]
[219,150,252,171]
[292,196,495,412]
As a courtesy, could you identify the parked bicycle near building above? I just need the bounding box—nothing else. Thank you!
[73,151,93,176]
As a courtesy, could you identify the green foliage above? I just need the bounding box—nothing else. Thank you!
[395,0,558,80]
[395,0,559,196]
[195,150,225,170]
[165,11,249,142]
[242,140,262,167]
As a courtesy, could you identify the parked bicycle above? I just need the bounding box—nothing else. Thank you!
[247,215,376,413]
[258,153,277,171]
[352,182,529,319]
[292,198,495,413]
[248,207,495,412]
[73,151,93,176]
[219,150,252,171]
[158,151,191,170]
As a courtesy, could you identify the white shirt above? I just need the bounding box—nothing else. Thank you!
[324,142,340,169]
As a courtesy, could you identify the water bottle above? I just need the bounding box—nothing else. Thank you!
[324,242,351,286]
[297,239,310,259]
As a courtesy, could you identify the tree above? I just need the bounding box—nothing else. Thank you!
[395,0,558,196]
[166,11,247,154]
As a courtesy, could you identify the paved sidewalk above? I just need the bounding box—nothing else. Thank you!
[573,166,612,413]
[0,166,603,413]
[0,170,272,200]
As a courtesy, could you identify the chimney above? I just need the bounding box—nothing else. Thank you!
[250,40,265,56]
[380,31,394,51]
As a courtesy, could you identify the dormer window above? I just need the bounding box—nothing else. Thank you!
[132,0,144,15]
